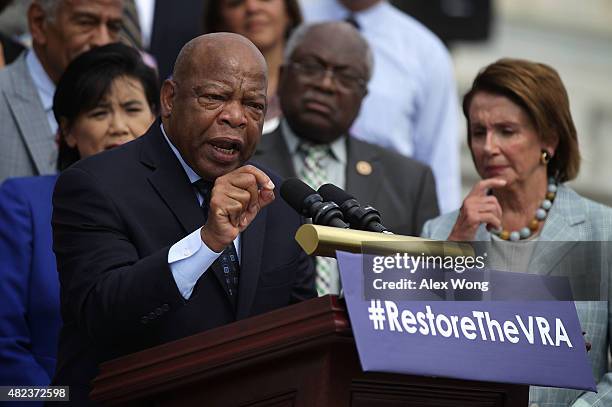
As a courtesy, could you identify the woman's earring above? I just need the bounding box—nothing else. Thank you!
[540,150,551,165]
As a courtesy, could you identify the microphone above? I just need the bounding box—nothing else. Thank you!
[318,183,390,233]
[280,178,349,229]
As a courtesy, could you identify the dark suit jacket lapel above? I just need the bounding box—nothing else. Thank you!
[140,124,271,312]
[254,127,297,178]
[239,129,294,317]
[140,123,203,235]
[236,197,268,319]
[256,128,385,203]
[346,137,383,208]
[141,123,237,307]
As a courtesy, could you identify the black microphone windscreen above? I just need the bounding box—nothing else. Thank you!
[318,183,355,205]
[280,178,317,212]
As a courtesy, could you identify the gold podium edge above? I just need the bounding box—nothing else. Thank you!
[295,224,474,258]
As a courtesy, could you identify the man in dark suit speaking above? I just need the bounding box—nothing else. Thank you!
[51,33,315,403]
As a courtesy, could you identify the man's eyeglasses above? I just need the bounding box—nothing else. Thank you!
[287,60,367,91]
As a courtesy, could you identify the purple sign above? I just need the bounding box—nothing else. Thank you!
[337,251,596,391]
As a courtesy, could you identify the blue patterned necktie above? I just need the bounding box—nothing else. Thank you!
[193,179,240,304]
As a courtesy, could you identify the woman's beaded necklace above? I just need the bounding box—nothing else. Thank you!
[490,180,557,241]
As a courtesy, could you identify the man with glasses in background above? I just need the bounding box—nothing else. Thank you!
[254,21,439,296]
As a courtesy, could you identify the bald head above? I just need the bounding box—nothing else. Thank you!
[279,21,372,144]
[285,22,373,80]
[161,32,269,180]
[173,33,268,84]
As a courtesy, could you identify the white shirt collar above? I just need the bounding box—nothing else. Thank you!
[135,0,155,49]
[25,50,56,112]
[160,123,201,183]
[323,0,389,30]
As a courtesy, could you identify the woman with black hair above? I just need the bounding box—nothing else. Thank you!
[0,42,158,387]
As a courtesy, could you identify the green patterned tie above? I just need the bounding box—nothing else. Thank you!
[298,142,339,295]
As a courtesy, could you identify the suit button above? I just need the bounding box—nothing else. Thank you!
[162,303,170,311]
[140,316,148,324]
[155,307,163,316]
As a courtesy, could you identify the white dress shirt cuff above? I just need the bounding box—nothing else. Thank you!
[168,227,222,299]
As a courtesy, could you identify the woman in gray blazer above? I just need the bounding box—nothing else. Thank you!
[422,58,612,407]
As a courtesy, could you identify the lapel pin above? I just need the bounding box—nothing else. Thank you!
[356,161,372,176]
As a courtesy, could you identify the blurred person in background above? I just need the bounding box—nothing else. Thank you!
[203,0,302,134]
[301,0,461,214]
[0,0,124,182]
[0,42,158,390]
[0,0,25,69]
[133,0,205,83]
[422,58,612,406]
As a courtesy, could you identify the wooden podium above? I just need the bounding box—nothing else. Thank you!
[91,295,528,406]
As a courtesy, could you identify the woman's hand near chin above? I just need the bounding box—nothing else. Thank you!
[448,178,506,241]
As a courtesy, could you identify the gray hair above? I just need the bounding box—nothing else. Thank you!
[284,22,374,81]
[34,0,62,22]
